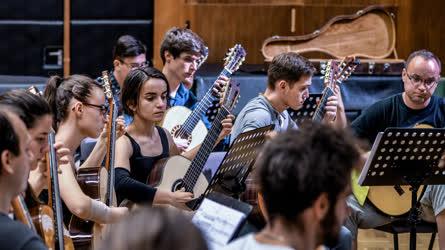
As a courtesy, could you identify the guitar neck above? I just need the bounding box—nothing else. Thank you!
[48,132,65,249]
[105,103,118,206]
[183,107,230,192]
[312,86,335,122]
[11,195,37,232]
[181,68,232,133]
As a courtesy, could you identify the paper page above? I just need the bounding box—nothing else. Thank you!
[192,198,246,250]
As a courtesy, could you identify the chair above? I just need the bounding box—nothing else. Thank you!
[375,219,437,250]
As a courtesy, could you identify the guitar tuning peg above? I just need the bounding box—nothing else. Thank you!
[320,70,325,75]
[319,75,325,79]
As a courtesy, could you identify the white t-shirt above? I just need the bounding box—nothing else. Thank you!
[220,234,295,250]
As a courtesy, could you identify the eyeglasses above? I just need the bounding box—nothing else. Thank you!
[120,60,150,69]
[82,102,108,116]
[406,71,440,90]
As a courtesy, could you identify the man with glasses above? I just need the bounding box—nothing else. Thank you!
[345,49,445,249]
[96,35,148,121]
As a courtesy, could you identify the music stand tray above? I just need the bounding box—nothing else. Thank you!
[358,127,445,250]
[288,93,322,125]
[188,125,274,210]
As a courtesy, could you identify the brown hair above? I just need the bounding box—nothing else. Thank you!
[99,206,208,250]
[44,75,101,129]
[267,52,315,89]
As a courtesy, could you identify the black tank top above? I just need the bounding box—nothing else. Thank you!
[125,126,169,183]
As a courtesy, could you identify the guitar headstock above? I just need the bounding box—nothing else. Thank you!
[223,44,246,74]
[220,79,241,112]
[321,60,338,89]
[101,71,113,101]
[335,56,360,84]
[27,85,43,97]
[197,46,209,69]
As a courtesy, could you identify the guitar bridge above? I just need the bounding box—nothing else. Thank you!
[393,185,405,196]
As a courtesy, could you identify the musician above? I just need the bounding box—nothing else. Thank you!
[0,89,70,204]
[114,67,233,208]
[44,75,128,225]
[345,49,444,249]
[160,27,222,130]
[96,34,148,122]
[99,207,208,250]
[0,107,47,249]
[223,123,360,250]
[230,52,345,143]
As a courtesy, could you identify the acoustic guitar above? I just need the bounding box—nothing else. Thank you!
[148,80,240,210]
[161,44,246,151]
[361,124,431,217]
[70,71,118,248]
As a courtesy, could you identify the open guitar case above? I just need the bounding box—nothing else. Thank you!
[261,5,405,76]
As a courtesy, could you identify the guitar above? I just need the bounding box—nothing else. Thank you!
[70,71,118,248]
[161,44,246,151]
[47,132,74,250]
[361,124,430,217]
[11,195,38,232]
[148,80,241,210]
[312,56,359,122]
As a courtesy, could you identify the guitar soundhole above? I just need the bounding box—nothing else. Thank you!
[170,125,193,146]
[172,179,185,192]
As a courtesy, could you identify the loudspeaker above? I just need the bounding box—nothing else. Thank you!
[0,22,63,76]
[71,0,153,19]
[70,21,153,77]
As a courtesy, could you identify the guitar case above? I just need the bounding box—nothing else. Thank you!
[261,5,405,75]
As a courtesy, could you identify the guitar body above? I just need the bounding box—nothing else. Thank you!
[367,185,425,216]
[30,205,55,249]
[365,123,432,217]
[161,106,208,152]
[148,156,209,204]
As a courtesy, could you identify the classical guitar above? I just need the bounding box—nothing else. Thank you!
[161,44,246,151]
[47,132,74,250]
[362,124,430,217]
[148,80,240,210]
[70,71,118,248]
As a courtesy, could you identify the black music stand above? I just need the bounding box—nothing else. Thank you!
[189,125,274,210]
[288,94,322,125]
[358,127,445,250]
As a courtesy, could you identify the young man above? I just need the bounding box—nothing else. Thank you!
[0,108,47,249]
[230,52,345,144]
[160,27,221,129]
[346,49,444,249]
[97,35,148,119]
[223,123,360,250]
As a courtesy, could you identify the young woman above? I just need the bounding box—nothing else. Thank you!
[114,67,233,208]
[0,89,70,200]
[44,75,128,224]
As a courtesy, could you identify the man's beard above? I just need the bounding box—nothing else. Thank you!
[320,205,341,248]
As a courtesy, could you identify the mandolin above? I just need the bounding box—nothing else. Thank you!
[148,80,240,210]
[70,70,118,248]
[161,44,246,151]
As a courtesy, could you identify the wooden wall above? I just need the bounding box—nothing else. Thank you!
[153,0,444,74]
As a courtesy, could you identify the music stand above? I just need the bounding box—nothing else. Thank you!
[358,127,445,250]
[288,94,322,125]
[189,125,274,210]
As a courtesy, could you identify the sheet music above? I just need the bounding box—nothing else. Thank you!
[192,198,246,250]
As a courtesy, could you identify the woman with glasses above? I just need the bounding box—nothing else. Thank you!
[44,75,128,226]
